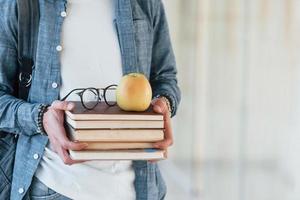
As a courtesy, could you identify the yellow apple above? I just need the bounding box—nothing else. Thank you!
[116,73,152,111]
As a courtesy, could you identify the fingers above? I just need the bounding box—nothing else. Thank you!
[151,98,173,151]
[152,99,170,124]
[153,116,173,149]
[57,148,85,165]
[153,104,163,114]
[51,100,75,111]
[55,139,87,165]
[57,148,74,165]
[148,150,168,163]
[153,137,173,149]
[56,127,88,151]
[61,140,88,151]
[152,99,168,115]
[46,100,87,165]
[47,121,88,165]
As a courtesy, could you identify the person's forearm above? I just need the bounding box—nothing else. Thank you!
[151,80,180,117]
[150,0,181,117]
[0,91,43,136]
[0,14,42,135]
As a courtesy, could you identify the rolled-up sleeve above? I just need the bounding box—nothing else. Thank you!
[150,0,181,117]
[0,1,42,136]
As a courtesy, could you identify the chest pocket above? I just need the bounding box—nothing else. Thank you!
[133,19,153,78]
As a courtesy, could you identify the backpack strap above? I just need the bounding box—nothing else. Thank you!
[17,0,40,100]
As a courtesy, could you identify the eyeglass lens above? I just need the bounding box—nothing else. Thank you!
[81,88,99,109]
[104,85,117,106]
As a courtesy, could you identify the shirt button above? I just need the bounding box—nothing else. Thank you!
[56,45,63,52]
[52,82,58,89]
[60,11,67,17]
[18,188,24,194]
[33,153,39,160]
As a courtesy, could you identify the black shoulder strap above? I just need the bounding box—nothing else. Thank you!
[17,0,40,100]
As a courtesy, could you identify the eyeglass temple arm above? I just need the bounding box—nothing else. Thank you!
[61,85,117,101]
[100,84,118,91]
[60,88,85,101]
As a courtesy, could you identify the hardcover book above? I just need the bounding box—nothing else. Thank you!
[66,116,164,129]
[65,102,163,121]
[78,142,155,150]
[69,149,166,160]
[66,125,164,142]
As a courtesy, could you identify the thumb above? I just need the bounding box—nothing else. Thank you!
[153,104,163,114]
[51,100,75,111]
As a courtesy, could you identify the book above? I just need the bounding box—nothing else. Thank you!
[66,125,164,142]
[65,101,163,121]
[66,116,164,129]
[81,142,155,150]
[69,149,166,160]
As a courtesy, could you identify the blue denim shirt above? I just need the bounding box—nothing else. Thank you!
[0,0,181,199]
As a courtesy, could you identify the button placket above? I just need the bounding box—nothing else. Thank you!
[51,2,66,96]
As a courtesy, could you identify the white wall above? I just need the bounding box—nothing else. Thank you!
[163,0,300,199]
[165,0,300,165]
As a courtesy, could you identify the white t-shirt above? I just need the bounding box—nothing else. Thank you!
[35,0,136,199]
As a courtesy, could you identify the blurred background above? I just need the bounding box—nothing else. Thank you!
[160,0,300,199]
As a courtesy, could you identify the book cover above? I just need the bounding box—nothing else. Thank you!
[65,102,163,121]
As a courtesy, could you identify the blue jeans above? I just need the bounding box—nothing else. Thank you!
[29,177,71,200]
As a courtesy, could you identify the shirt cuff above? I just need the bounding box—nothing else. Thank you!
[37,104,50,135]
[16,102,45,135]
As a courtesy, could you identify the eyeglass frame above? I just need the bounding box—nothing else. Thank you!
[60,84,118,110]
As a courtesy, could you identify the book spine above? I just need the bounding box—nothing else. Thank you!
[83,142,154,150]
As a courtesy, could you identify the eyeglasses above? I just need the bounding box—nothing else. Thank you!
[61,84,117,110]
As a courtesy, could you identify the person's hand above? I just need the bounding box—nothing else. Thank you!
[151,97,173,162]
[43,100,88,165]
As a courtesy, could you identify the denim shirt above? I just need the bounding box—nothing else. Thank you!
[0,0,181,199]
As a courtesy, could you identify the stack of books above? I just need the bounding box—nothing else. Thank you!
[65,102,166,160]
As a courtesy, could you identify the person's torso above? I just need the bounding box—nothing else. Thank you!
[6,0,167,199]
[59,0,123,96]
[34,0,135,199]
